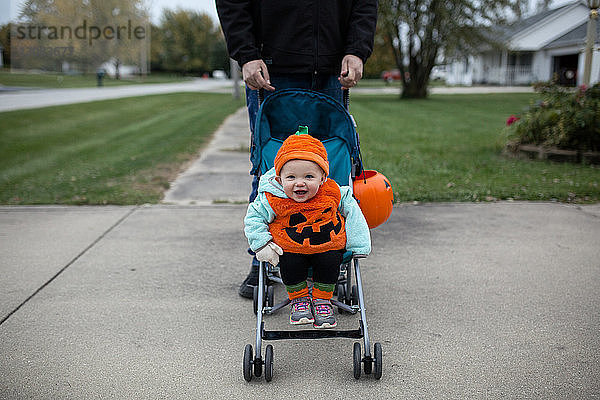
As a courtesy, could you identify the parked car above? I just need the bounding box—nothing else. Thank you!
[381,69,402,84]
[212,70,227,79]
[430,65,447,81]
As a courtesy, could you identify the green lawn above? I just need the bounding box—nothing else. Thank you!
[1,92,598,205]
[351,94,600,203]
[0,69,194,88]
[0,93,243,204]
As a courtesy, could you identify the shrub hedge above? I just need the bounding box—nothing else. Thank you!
[506,81,600,153]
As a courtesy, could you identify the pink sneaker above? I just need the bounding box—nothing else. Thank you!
[290,297,314,325]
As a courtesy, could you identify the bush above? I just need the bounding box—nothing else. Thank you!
[506,81,600,152]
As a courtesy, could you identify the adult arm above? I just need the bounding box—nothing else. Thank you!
[339,0,378,88]
[216,0,261,68]
[216,0,275,90]
[344,0,378,63]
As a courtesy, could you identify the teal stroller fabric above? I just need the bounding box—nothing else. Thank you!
[250,89,362,186]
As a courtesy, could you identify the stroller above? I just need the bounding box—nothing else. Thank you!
[243,89,382,382]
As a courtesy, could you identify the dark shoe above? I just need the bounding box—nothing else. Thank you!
[289,297,314,325]
[313,299,337,329]
[238,265,259,299]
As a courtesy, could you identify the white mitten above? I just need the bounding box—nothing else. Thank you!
[255,242,284,266]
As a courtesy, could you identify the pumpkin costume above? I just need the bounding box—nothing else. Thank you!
[266,178,346,254]
[244,132,371,304]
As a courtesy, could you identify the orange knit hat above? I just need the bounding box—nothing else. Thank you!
[274,127,329,176]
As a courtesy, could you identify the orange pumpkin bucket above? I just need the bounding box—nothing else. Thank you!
[353,170,394,229]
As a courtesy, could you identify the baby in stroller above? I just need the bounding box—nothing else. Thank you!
[244,127,371,329]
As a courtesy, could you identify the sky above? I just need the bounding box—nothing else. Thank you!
[1,0,220,25]
[0,0,577,27]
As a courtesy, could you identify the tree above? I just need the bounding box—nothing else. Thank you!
[379,0,527,98]
[363,23,397,79]
[534,0,554,13]
[154,9,228,75]
[0,24,10,67]
[13,0,149,74]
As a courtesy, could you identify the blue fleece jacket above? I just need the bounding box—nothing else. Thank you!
[244,168,371,255]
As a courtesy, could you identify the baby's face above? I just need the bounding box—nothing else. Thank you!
[277,159,326,202]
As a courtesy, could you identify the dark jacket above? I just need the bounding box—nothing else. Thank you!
[216,0,378,75]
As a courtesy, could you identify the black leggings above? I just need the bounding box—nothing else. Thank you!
[279,250,343,286]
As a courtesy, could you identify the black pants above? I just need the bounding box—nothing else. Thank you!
[279,250,343,286]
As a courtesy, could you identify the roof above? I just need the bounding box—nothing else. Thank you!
[499,4,573,39]
[463,1,588,54]
[543,19,600,49]
[494,1,584,43]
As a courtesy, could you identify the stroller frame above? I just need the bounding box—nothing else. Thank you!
[243,256,382,382]
[242,89,382,382]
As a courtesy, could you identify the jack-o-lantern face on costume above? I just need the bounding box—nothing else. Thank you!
[284,208,343,246]
[267,178,347,254]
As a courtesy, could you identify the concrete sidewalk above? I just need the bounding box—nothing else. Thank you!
[163,107,252,205]
[1,203,599,398]
[1,84,599,398]
[0,79,237,112]
[0,81,534,113]
[354,85,535,95]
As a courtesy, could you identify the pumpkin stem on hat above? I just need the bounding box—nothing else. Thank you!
[274,127,330,177]
[296,126,309,135]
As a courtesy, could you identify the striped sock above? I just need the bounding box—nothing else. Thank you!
[286,281,309,300]
[312,282,335,300]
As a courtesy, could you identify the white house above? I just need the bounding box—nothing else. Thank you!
[447,1,600,86]
[99,58,140,78]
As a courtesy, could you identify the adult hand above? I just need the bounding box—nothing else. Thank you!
[255,241,283,266]
[242,59,275,91]
[339,55,363,89]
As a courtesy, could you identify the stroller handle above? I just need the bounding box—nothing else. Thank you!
[258,88,350,110]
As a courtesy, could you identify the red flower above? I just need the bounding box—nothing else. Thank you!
[506,115,519,126]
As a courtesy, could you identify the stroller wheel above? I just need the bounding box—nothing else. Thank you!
[374,342,383,379]
[243,344,253,382]
[264,345,274,382]
[353,342,361,379]
[364,354,373,375]
[254,355,262,377]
